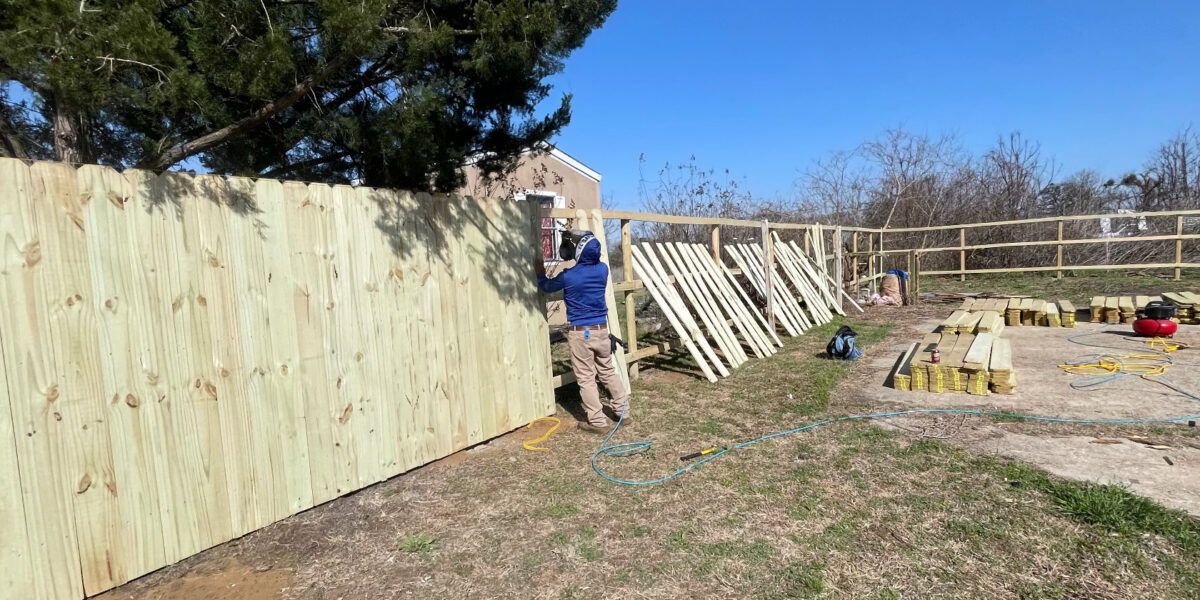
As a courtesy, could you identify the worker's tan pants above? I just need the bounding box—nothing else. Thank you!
[567,329,629,427]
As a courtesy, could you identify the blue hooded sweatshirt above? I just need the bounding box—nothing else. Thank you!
[537,235,608,326]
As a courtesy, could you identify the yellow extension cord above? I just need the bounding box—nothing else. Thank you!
[522,417,561,451]
[1145,337,1190,353]
[1057,338,1187,379]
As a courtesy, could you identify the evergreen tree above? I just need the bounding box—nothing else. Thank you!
[0,0,615,189]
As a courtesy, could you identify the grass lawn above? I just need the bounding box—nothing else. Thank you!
[917,270,1200,304]
[172,317,1200,600]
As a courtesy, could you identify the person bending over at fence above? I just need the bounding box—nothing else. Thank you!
[537,230,630,433]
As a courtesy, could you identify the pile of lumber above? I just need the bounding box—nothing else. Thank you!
[1090,296,1120,324]
[1163,292,1200,324]
[989,338,1014,394]
[1006,299,1022,326]
[999,297,1078,328]
[959,297,1011,313]
[941,310,1004,335]
[894,330,1012,395]
[1059,300,1076,327]
[1086,295,1199,324]
[976,310,1005,334]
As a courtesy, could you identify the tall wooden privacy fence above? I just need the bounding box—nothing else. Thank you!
[0,158,552,599]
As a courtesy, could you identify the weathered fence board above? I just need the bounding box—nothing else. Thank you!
[0,158,553,599]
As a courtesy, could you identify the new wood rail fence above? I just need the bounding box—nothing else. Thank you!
[546,208,878,388]
[547,207,1199,389]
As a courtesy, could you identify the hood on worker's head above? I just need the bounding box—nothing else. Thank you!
[575,232,601,265]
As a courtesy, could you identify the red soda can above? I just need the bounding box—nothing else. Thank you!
[931,349,941,364]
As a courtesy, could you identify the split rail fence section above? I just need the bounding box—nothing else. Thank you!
[0,158,553,599]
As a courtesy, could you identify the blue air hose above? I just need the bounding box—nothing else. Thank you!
[592,327,1200,486]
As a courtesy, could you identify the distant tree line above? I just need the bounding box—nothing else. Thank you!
[640,127,1200,271]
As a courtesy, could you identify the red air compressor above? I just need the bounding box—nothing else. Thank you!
[1133,301,1178,337]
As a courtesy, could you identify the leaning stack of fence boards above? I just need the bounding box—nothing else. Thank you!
[631,241,789,384]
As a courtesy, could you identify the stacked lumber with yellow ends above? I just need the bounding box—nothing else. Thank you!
[962,332,993,395]
[1089,296,1104,323]
[941,310,971,334]
[1006,298,1022,326]
[941,309,1004,335]
[1020,298,1035,325]
[1118,296,1136,323]
[1104,297,1120,324]
[907,333,942,392]
[961,297,1010,313]
[976,310,1005,335]
[1164,292,1200,324]
[894,330,1012,395]
[1059,300,1077,327]
[893,343,919,391]
[1045,302,1061,327]
[1031,299,1048,326]
[989,338,1014,394]
[1086,294,1199,324]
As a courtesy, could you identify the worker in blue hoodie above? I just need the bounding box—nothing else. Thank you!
[537,230,630,433]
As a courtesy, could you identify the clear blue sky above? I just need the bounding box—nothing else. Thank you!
[542,1,1200,210]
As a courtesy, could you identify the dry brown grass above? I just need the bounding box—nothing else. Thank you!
[106,317,1200,600]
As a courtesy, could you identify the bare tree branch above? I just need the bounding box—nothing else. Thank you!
[138,53,352,171]
[260,150,351,178]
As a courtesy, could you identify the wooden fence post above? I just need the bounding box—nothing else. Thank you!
[834,226,844,312]
[911,251,921,305]
[1056,219,1064,279]
[878,230,886,295]
[959,227,966,282]
[711,224,721,263]
[621,219,638,380]
[762,221,775,332]
[1176,215,1184,281]
[851,231,859,291]
[867,232,875,294]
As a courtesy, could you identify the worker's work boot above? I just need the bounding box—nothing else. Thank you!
[603,406,632,427]
[577,422,609,434]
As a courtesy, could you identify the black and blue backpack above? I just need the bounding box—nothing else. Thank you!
[826,325,862,360]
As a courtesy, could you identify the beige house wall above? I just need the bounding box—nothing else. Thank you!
[460,148,602,325]
[461,150,601,210]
